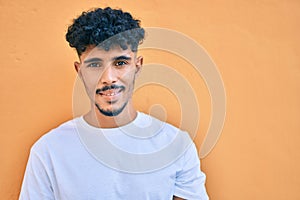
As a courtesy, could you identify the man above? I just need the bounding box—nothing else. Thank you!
[19,7,209,200]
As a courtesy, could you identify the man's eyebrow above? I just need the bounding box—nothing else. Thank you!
[112,55,132,61]
[83,57,103,64]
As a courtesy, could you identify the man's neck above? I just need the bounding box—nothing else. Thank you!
[83,103,137,128]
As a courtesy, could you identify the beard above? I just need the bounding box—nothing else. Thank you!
[95,101,128,117]
[93,79,135,117]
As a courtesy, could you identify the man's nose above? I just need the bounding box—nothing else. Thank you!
[100,66,118,84]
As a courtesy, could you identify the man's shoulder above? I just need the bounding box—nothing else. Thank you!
[140,112,189,136]
[31,118,79,153]
[139,112,192,148]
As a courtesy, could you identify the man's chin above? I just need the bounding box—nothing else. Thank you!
[99,109,122,117]
[95,102,128,117]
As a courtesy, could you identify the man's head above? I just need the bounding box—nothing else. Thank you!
[66,7,145,56]
[66,7,144,118]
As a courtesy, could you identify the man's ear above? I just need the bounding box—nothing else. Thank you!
[135,56,143,76]
[74,61,82,78]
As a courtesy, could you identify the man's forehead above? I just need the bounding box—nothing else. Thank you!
[80,45,135,62]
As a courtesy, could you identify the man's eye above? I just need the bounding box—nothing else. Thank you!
[115,60,128,67]
[87,62,101,68]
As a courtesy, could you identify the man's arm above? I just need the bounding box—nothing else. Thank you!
[19,149,54,200]
[173,143,209,200]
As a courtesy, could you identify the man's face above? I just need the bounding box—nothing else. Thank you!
[75,45,143,117]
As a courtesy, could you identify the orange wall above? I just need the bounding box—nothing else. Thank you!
[1,0,300,199]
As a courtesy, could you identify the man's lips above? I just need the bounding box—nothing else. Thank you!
[96,85,125,97]
[98,88,123,96]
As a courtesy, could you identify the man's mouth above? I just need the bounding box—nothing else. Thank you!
[99,88,123,96]
[96,85,125,97]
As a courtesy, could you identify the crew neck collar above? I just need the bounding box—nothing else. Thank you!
[78,111,141,132]
[76,111,165,139]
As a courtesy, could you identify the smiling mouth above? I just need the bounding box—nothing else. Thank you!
[98,88,124,97]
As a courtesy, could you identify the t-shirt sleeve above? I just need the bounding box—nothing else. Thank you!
[173,143,209,200]
[19,148,54,200]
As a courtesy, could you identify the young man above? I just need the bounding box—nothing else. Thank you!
[19,7,209,200]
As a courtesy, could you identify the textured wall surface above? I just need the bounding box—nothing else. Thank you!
[0,0,299,199]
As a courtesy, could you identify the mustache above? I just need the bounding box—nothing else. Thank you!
[96,84,125,94]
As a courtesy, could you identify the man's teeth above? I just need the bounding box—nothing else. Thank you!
[104,92,117,96]
[101,90,120,96]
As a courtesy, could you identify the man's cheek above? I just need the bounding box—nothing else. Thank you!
[86,76,101,88]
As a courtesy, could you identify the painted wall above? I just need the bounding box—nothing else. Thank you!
[1,0,299,199]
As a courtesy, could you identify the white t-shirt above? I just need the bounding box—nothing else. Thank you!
[19,112,209,200]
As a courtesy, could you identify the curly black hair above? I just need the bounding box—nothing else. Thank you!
[66,7,145,56]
